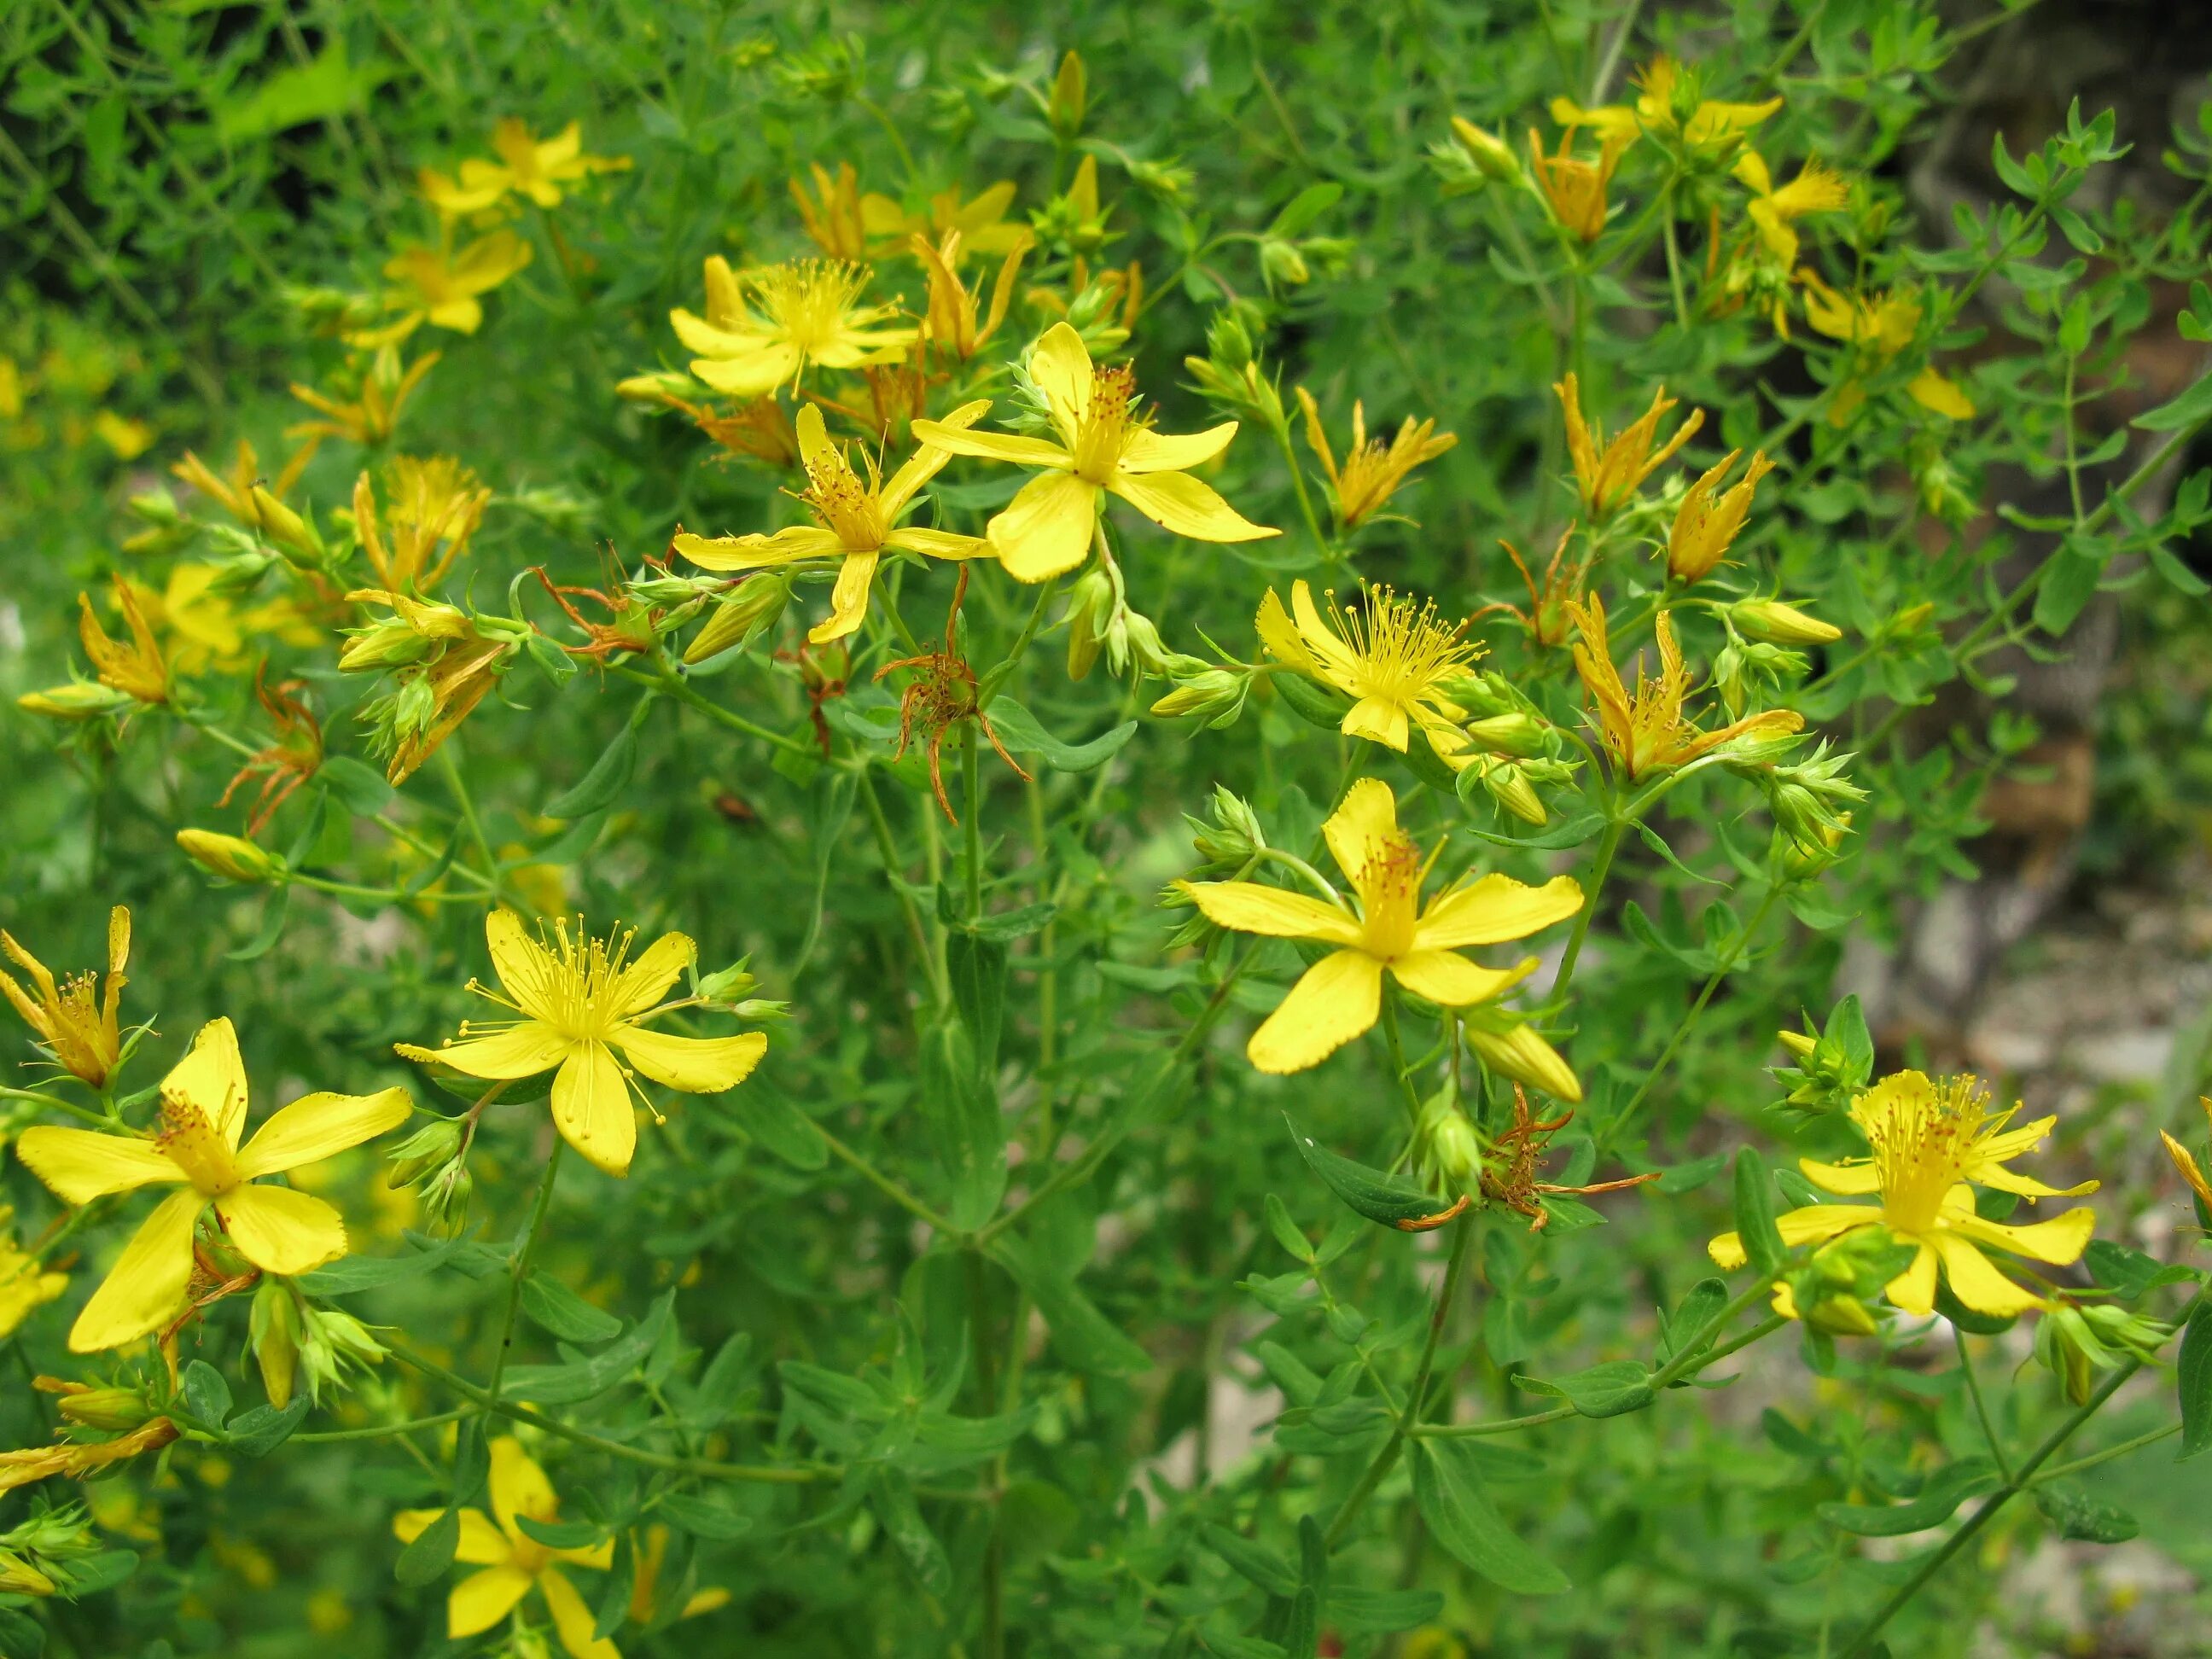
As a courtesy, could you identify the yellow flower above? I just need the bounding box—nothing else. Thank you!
[75,579,168,705]
[288,345,439,456]
[92,410,154,461]
[0,1209,68,1339]
[1552,56,1782,151]
[861,179,1027,255]
[1256,580,1481,761]
[1798,271,1975,422]
[628,1523,731,1624]
[1177,779,1582,1074]
[1293,389,1458,529]
[1528,127,1630,242]
[791,161,869,260]
[673,402,990,643]
[485,119,629,208]
[911,323,1278,582]
[395,911,766,1178]
[417,158,510,218]
[0,1417,178,1496]
[913,229,1033,361]
[1566,594,1802,777]
[1734,151,1848,267]
[1710,1071,2098,1317]
[172,438,313,531]
[355,456,491,591]
[671,259,916,398]
[393,1437,619,1659]
[1556,374,1703,521]
[131,565,317,675]
[16,1017,411,1352]
[370,230,534,341]
[0,906,131,1088]
[2162,1097,2212,1215]
[1667,448,1775,583]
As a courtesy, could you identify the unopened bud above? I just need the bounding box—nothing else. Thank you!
[1462,711,1547,758]
[0,1551,55,1598]
[249,486,317,557]
[53,1386,155,1432]
[695,961,758,1004]
[1464,1015,1580,1103]
[177,830,282,884]
[1063,568,1115,681]
[1259,239,1310,289]
[1206,310,1254,374]
[685,574,789,664]
[1732,599,1842,646]
[1450,117,1524,184]
[249,1278,300,1409]
[1047,49,1087,138]
[1150,668,1246,725]
[385,1117,464,1187]
[615,370,706,407]
[127,488,183,527]
[338,617,435,672]
[1777,1028,1818,1059]
[1417,1091,1483,1190]
[17,684,136,722]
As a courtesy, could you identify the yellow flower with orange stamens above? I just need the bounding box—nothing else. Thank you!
[0,907,131,1089]
[1566,594,1802,777]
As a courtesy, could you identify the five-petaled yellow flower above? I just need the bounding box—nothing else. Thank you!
[1710,1070,2098,1317]
[1667,448,1775,583]
[396,911,766,1177]
[371,231,534,341]
[1798,272,1976,422]
[1566,594,1802,777]
[1552,56,1781,152]
[1528,129,1629,243]
[421,119,629,217]
[1734,152,1849,267]
[672,258,916,398]
[1293,389,1458,530]
[1257,580,1481,765]
[394,1437,619,1659]
[674,401,990,643]
[17,1017,411,1352]
[1556,374,1703,521]
[1178,780,1581,1074]
[911,322,1278,582]
[1,905,131,1088]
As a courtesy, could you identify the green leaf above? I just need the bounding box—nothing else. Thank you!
[224,887,292,963]
[179,1359,231,1430]
[729,1082,829,1170]
[1732,1149,1784,1277]
[521,1274,626,1344]
[987,697,1137,771]
[1657,1278,1727,1364]
[870,1467,949,1593]
[946,932,1008,1073]
[0,1608,40,1659]
[318,755,394,817]
[1269,181,1343,238]
[1275,672,1354,731]
[2132,369,2212,432]
[659,1491,754,1540]
[1520,1359,1653,1418]
[1201,1523,1299,1597]
[503,1289,674,1404]
[2179,1301,2212,1459]
[513,1514,604,1551]
[2032,1479,2139,1543]
[1327,1586,1445,1634]
[922,1020,1006,1231]
[546,704,643,818]
[394,1505,460,1586]
[1285,1118,1465,1232]
[2031,547,2103,635]
[1263,1195,1315,1263]
[1412,1439,1569,1594]
[300,1233,471,1296]
[226,1396,309,1458]
[1819,1460,2000,1535]
[963,900,1057,943]
[214,41,388,142]
[988,1238,1150,1375]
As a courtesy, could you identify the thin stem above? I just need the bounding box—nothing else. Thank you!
[1661,184,1691,329]
[1275,416,1333,558]
[860,768,950,1009]
[620,662,812,757]
[1955,1324,2014,1482]
[1324,1213,1477,1550]
[2032,1421,2180,1485]
[1551,811,1623,999]
[963,725,984,918]
[1586,0,1647,103]
[1377,996,1429,1125]
[436,746,504,904]
[815,1122,961,1236]
[294,1408,473,1443]
[483,1140,563,1412]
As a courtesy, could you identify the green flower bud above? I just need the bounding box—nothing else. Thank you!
[1462,711,1548,758]
[1732,598,1842,646]
[1464,1013,1580,1103]
[685,573,789,664]
[1150,668,1247,725]
[16,683,137,722]
[1047,49,1087,139]
[54,1386,155,1432]
[176,830,283,885]
[250,1278,301,1409]
[384,1117,464,1187]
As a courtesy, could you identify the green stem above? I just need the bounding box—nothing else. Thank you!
[963,725,984,918]
[1324,1212,1477,1550]
[1586,0,1647,102]
[815,1122,961,1236]
[1661,182,1691,329]
[294,1408,472,1443]
[1551,810,1623,1000]
[2031,1421,2180,1485]
[436,746,504,902]
[1955,1324,2014,1483]
[859,768,950,1009]
[1275,415,1333,559]
[483,1140,562,1413]
[620,662,813,757]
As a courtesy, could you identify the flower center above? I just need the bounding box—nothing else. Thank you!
[1353,833,1426,961]
[758,260,869,356]
[1866,1075,1988,1232]
[157,1096,238,1197]
[1328,586,1478,711]
[800,448,888,550]
[1070,365,1137,484]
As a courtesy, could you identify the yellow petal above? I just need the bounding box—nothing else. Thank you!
[215,1184,348,1276]
[1248,950,1384,1074]
[910,422,1072,469]
[883,399,991,515]
[1906,368,1975,420]
[1107,469,1277,543]
[1119,422,1237,475]
[809,551,879,643]
[16,1126,184,1205]
[1414,874,1584,951]
[1340,695,1411,751]
[1971,1163,2098,1201]
[395,1506,510,1565]
[491,1436,559,1542]
[397,1023,572,1080]
[1255,589,1321,675]
[68,1188,203,1353]
[164,1016,252,1150]
[1387,950,1533,1008]
[793,402,835,473]
[668,309,764,358]
[449,1565,535,1639]
[608,1026,766,1095]
[481,910,563,1022]
[1949,1206,2097,1268]
[1322,778,1400,886]
[538,1563,620,1659]
[552,1042,635,1177]
[426,296,485,335]
[691,341,803,397]
[1886,1241,1940,1314]
[1796,1156,1881,1196]
[234,1086,412,1180]
[1177,881,1361,946]
[673,526,844,571]
[1028,322,1094,445]
[1708,1204,1875,1271]
[987,470,1099,583]
[882,527,988,560]
[608,931,696,1020]
[1929,1232,2043,1316]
